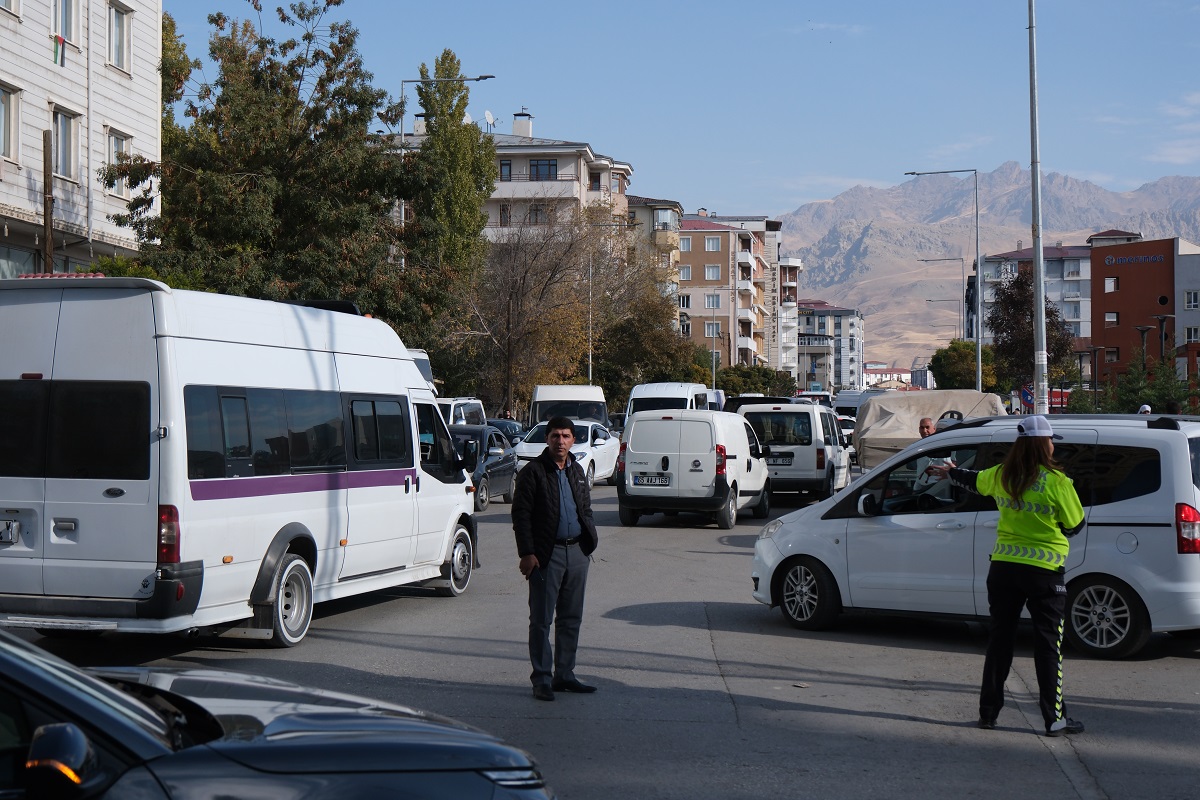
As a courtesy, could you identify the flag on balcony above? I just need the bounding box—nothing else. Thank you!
[53,35,67,66]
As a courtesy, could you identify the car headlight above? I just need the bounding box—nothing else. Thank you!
[481,768,545,789]
[758,519,784,540]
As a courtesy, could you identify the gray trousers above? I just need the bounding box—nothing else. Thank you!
[528,541,589,687]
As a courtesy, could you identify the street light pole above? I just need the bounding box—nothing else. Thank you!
[906,169,980,391]
[919,257,966,339]
[1153,314,1174,363]
[926,299,961,339]
[1134,325,1154,371]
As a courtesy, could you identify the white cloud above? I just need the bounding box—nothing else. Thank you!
[807,21,866,35]
[1145,139,1200,165]
[924,135,995,162]
[1160,91,1200,118]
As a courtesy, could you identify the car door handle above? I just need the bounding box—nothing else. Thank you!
[935,521,965,530]
[53,520,77,532]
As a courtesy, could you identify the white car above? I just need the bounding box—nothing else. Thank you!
[752,414,1200,659]
[514,419,620,485]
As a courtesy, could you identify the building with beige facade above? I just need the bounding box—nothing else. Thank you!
[1,0,161,277]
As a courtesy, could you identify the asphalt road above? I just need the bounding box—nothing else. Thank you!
[34,484,1200,800]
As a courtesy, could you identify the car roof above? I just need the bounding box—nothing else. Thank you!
[939,414,1200,435]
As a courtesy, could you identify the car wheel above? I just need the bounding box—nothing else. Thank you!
[816,471,833,500]
[435,525,474,597]
[474,477,490,512]
[607,468,619,486]
[269,553,314,648]
[752,482,770,519]
[1066,576,1151,659]
[586,462,595,485]
[716,485,737,529]
[618,504,640,527]
[778,557,840,630]
[502,475,515,504]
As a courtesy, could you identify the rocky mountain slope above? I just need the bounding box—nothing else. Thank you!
[780,162,1200,369]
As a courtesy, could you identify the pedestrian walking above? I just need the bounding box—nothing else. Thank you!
[512,416,599,701]
[947,415,1086,736]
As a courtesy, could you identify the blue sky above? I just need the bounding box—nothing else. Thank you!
[165,0,1200,218]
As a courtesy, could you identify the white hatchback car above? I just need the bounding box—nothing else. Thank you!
[514,419,620,485]
[751,414,1200,659]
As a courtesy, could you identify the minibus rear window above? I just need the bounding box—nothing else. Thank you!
[47,381,150,480]
[0,380,49,477]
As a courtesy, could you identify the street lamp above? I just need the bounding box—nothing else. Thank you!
[906,169,980,391]
[1153,314,1175,362]
[1089,345,1102,409]
[1134,325,1154,370]
[926,299,960,339]
[919,257,966,339]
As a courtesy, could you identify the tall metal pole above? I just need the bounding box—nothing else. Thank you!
[1028,0,1049,414]
[588,252,593,383]
[43,129,54,273]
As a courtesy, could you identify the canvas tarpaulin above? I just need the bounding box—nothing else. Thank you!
[852,390,1007,469]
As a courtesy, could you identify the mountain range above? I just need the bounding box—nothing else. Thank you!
[778,161,1200,370]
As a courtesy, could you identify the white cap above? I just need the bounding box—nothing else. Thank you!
[1016,414,1062,439]
[1138,404,1152,414]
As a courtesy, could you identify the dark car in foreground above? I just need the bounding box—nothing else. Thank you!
[0,630,553,799]
[451,424,519,511]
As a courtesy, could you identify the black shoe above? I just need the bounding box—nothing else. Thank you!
[551,677,597,693]
[1045,718,1084,737]
[532,684,555,702]
[978,718,996,730]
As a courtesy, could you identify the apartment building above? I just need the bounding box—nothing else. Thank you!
[786,299,866,391]
[977,240,1093,346]
[626,194,684,311]
[676,214,770,369]
[0,0,161,277]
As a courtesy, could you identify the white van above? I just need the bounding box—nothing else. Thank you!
[616,410,770,529]
[624,382,711,419]
[738,403,851,498]
[528,384,608,427]
[0,277,479,646]
[438,397,486,426]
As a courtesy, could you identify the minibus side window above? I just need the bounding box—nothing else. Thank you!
[286,390,347,471]
[0,380,49,478]
[247,388,289,475]
[349,398,412,467]
[415,401,462,483]
[183,385,223,479]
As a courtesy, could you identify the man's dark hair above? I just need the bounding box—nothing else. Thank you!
[546,416,575,435]
[1166,399,1183,414]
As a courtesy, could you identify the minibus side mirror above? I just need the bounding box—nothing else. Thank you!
[459,440,479,474]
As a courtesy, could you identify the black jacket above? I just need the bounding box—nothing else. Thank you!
[512,449,599,566]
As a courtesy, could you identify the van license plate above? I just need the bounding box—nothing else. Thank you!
[0,520,19,544]
[634,475,671,486]
[767,456,793,466]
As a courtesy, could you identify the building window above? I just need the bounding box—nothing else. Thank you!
[589,172,601,191]
[678,265,691,281]
[704,236,720,252]
[1105,277,1118,293]
[0,85,14,160]
[527,204,548,224]
[678,294,691,309]
[1104,312,1118,328]
[1187,291,1200,310]
[1105,348,1119,363]
[529,159,557,181]
[54,0,77,43]
[680,320,691,337]
[52,108,77,179]
[705,321,721,338]
[499,203,511,227]
[0,0,14,13]
[107,130,131,197]
[499,160,510,181]
[704,294,720,310]
[108,2,131,72]
[705,264,720,281]
[1188,327,1200,344]
[679,237,691,252]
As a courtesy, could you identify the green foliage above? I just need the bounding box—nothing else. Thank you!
[928,339,997,391]
[718,365,798,397]
[89,255,208,290]
[986,267,1076,392]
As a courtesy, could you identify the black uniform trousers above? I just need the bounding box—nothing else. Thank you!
[980,559,1068,728]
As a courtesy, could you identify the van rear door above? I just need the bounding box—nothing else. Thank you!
[626,417,683,498]
[678,419,717,499]
[41,289,160,599]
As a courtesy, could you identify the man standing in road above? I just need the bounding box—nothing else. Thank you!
[512,416,599,701]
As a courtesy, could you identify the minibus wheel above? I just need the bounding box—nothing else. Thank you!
[435,525,474,597]
[269,554,313,647]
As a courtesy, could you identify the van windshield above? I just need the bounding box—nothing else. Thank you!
[743,411,813,447]
[629,397,688,413]
[523,423,590,444]
[531,401,608,426]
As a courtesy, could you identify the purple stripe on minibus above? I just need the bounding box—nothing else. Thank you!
[189,467,418,501]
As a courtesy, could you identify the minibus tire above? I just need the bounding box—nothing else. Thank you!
[269,554,313,648]
[435,525,474,597]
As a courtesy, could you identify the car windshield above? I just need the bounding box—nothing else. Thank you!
[744,412,812,446]
[523,423,589,444]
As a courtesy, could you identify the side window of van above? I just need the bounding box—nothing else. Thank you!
[184,385,224,479]
[1090,445,1160,505]
[285,391,346,471]
[983,440,1104,507]
[351,398,412,467]
[247,389,289,475]
[415,402,463,483]
[47,381,151,480]
[463,403,486,426]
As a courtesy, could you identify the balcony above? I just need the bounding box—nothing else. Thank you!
[780,295,797,307]
[782,278,798,288]
[1063,291,1081,300]
[737,250,753,267]
[753,272,767,285]
[737,279,754,296]
[781,316,798,329]
[738,336,758,354]
[738,307,757,324]
[653,227,680,252]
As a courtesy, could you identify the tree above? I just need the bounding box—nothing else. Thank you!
[929,339,997,391]
[718,365,798,397]
[396,49,497,342]
[987,267,1076,392]
[101,1,410,317]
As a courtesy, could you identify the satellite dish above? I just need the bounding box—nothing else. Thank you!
[483,110,495,132]
[463,111,473,124]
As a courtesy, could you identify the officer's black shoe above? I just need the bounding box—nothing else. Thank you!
[1045,717,1084,737]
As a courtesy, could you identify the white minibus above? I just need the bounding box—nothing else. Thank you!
[0,277,478,646]
[624,382,711,419]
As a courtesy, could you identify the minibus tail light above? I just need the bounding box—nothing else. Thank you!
[158,505,180,564]
[1176,503,1200,554]
[715,444,727,476]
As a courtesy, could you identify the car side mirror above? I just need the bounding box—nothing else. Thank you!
[759,444,771,458]
[857,493,879,516]
[488,447,504,457]
[510,436,522,447]
[458,439,479,474]
[26,723,100,798]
